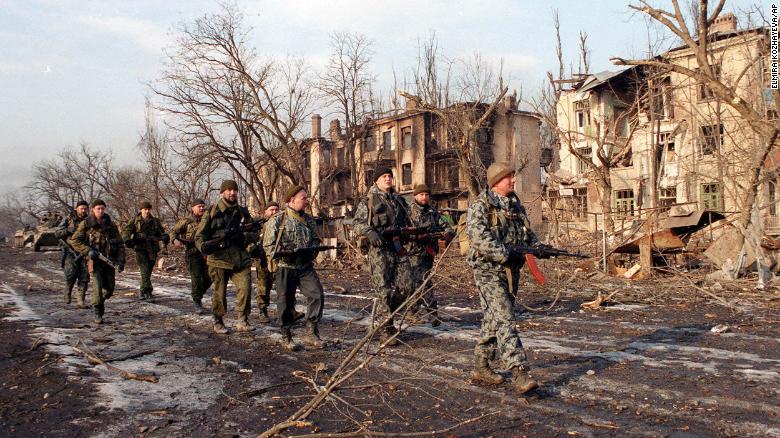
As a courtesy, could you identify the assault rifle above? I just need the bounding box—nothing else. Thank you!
[87,247,120,271]
[273,245,337,260]
[59,238,83,262]
[507,243,588,260]
[200,220,264,255]
[507,243,588,286]
[405,231,456,257]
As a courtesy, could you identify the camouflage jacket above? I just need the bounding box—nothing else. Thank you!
[54,213,87,240]
[353,185,410,239]
[245,217,271,260]
[69,213,126,265]
[196,198,252,270]
[263,207,321,270]
[122,214,167,255]
[169,215,203,258]
[407,201,454,258]
[466,189,539,272]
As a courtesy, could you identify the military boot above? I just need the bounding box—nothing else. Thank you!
[93,305,103,325]
[139,290,147,301]
[429,309,442,327]
[379,325,399,347]
[213,318,230,334]
[193,299,205,315]
[76,287,87,309]
[471,355,504,385]
[64,283,73,304]
[146,292,155,303]
[292,309,306,324]
[303,322,324,349]
[235,317,256,332]
[511,366,539,394]
[257,307,271,324]
[281,326,300,352]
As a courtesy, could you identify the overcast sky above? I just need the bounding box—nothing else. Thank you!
[0,0,770,196]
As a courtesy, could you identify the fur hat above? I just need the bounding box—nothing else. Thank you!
[90,199,106,208]
[413,184,431,195]
[139,201,153,210]
[487,162,515,188]
[285,185,306,202]
[220,180,239,193]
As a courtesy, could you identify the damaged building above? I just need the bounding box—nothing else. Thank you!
[548,14,775,240]
[305,95,544,226]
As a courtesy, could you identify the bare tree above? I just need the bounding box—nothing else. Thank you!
[152,4,314,210]
[611,0,779,283]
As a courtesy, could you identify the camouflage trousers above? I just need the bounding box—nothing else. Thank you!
[135,250,156,297]
[90,262,115,315]
[208,265,251,320]
[275,265,323,327]
[186,253,211,303]
[409,254,437,309]
[254,258,273,311]
[63,252,89,290]
[368,247,414,326]
[472,267,527,369]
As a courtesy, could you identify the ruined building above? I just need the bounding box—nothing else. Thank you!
[549,14,774,234]
[305,96,544,225]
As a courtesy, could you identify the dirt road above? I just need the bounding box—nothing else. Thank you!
[1,245,778,437]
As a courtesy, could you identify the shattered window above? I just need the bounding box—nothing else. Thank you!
[402,127,413,149]
[577,147,592,174]
[697,65,721,101]
[402,163,412,186]
[699,124,723,156]
[575,99,591,128]
[658,132,676,162]
[364,133,376,152]
[659,187,677,209]
[383,130,393,150]
[614,189,634,216]
[701,183,721,210]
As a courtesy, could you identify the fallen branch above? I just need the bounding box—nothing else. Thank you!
[288,411,500,438]
[581,289,621,310]
[73,340,158,383]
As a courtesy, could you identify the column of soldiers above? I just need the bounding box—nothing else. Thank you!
[56,161,543,395]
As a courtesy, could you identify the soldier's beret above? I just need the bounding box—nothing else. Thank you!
[413,184,431,195]
[191,198,206,207]
[75,200,88,208]
[90,199,106,208]
[373,166,393,181]
[220,180,239,193]
[139,201,153,210]
[487,162,515,188]
[265,201,279,210]
[285,185,305,202]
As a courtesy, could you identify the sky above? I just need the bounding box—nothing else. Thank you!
[0,0,771,196]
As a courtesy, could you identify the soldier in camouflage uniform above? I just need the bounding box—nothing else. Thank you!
[170,199,211,314]
[353,167,414,347]
[246,202,276,323]
[264,185,325,351]
[465,162,539,394]
[69,199,126,324]
[407,184,454,327]
[122,201,169,302]
[54,200,90,307]
[196,180,255,334]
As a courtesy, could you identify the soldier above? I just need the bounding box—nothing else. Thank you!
[407,184,454,327]
[353,167,414,347]
[196,180,255,334]
[170,199,212,314]
[247,201,278,324]
[54,200,90,307]
[465,162,540,394]
[122,201,168,302]
[69,199,126,324]
[264,186,326,351]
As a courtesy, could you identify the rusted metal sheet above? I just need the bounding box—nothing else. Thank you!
[613,209,725,255]
[614,229,686,254]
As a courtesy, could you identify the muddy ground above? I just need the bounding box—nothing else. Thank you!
[0,244,778,437]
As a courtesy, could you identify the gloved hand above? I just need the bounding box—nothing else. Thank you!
[88,249,99,260]
[117,262,125,273]
[367,230,383,248]
[124,239,135,249]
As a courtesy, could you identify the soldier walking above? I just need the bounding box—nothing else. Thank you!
[248,201,278,324]
[170,199,212,314]
[263,185,326,351]
[407,184,454,327]
[465,162,539,394]
[69,199,126,324]
[196,180,255,334]
[54,200,90,307]
[122,201,168,302]
[353,167,414,347]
